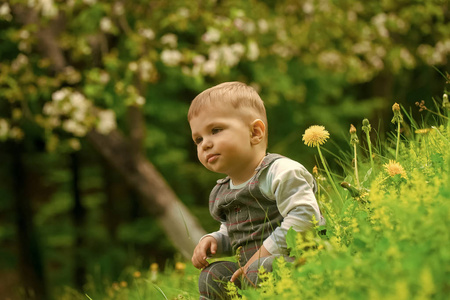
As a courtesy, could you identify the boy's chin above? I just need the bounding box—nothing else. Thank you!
[205,165,226,175]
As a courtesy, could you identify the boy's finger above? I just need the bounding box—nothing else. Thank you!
[210,242,217,254]
[197,254,210,267]
[230,268,243,282]
[193,257,207,269]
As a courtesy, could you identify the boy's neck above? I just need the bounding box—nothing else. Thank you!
[229,153,266,185]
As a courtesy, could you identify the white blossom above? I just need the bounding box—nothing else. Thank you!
[52,88,70,102]
[352,42,369,54]
[61,66,81,84]
[231,43,245,57]
[181,66,191,76]
[136,96,146,106]
[242,21,256,35]
[139,60,154,81]
[100,71,110,84]
[40,0,57,18]
[43,102,56,115]
[400,48,415,68]
[202,28,221,43]
[303,1,314,14]
[161,49,182,66]
[161,33,178,48]
[0,119,9,140]
[68,138,81,151]
[28,0,36,8]
[11,54,29,72]
[177,8,189,18]
[247,41,259,61]
[318,51,342,69]
[18,41,29,52]
[191,65,201,76]
[48,117,61,128]
[63,119,77,133]
[367,55,384,70]
[0,3,12,21]
[69,92,86,107]
[375,46,386,58]
[63,119,86,137]
[19,30,30,40]
[12,109,22,120]
[271,44,291,58]
[193,55,206,65]
[221,46,239,67]
[83,0,97,5]
[9,127,24,140]
[128,62,138,72]
[96,110,116,134]
[347,11,357,22]
[234,18,245,31]
[258,19,269,33]
[139,28,155,40]
[72,109,87,122]
[100,17,113,32]
[60,102,73,114]
[209,48,220,61]
[372,13,389,38]
[113,2,124,15]
[202,60,217,76]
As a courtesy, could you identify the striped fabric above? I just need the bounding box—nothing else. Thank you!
[199,154,292,299]
[209,153,285,264]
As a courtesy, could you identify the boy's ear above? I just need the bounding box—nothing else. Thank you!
[250,119,266,145]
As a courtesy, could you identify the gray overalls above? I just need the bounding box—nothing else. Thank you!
[198,154,292,300]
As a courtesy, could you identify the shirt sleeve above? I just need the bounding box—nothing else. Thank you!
[199,223,233,256]
[260,158,325,255]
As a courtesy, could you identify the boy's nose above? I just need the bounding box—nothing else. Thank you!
[202,138,213,150]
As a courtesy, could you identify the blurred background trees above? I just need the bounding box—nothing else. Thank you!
[0,0,448,298]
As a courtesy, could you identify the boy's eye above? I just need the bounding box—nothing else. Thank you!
[212,128,222,134]
[194,137,203,145]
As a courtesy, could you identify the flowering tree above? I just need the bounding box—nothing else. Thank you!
[0,0,448,296]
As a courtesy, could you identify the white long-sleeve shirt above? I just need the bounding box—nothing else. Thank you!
[203,157,325,255]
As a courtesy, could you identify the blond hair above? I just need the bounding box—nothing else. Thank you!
[188,82,268,128]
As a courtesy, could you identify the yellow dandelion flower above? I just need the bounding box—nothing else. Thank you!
[415,128,432,134]
[120,281,127,288]
[312,165,319,176]
[392,102,400,112]
[302,125,330,147]
[150,263,158,271]
[133,271,141,278]
[384,160,407,179]
[175,262,186,271]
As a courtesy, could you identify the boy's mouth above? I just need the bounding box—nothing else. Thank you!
[206,154,219,163]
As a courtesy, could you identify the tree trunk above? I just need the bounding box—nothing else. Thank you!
[11,142,47,299]
[12,3,206,260]
[70,152,86,290]
[87,130,205,259]
[102,159,119,241]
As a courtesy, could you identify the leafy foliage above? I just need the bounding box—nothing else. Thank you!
[0,0,449,297]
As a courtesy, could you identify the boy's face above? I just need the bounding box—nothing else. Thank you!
[189,104,262,183]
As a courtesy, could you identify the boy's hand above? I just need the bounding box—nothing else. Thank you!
[230,245,271,283]
[191,236,218,269]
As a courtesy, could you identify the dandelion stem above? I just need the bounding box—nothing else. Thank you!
[395,121,401,160]
[316,145,343,205]
[365,130,374,171]
[353,143,360,188]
